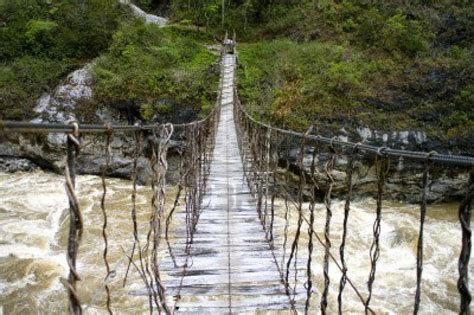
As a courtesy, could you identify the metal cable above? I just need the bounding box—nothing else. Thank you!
[232,98,473,167]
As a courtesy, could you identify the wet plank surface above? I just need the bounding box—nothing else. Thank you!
[160,53,293,313]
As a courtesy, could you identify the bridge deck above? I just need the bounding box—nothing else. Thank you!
[160,54,292,313]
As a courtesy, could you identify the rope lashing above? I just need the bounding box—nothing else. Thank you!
[152,124,173,314]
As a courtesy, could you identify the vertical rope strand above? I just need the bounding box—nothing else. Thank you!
[305,139,320,314]
[285,127,312,305]
[321,138,337,315]
[366,150,390,314]
[338,144,359,314]
[414,152,434,314]
[100,125,113,314]
[64,120,83,315]
[458,170,473,315]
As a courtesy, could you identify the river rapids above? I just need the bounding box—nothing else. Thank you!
[0,171,471,314]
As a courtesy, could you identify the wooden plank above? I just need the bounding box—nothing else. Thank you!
[154,53,302,313]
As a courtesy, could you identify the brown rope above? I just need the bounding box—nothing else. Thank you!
[366,149,390,314]
[64,120,83,315]
[285,126,312,304]
[338,143,360,313]
[321,137,337,315]
[414,151,435,314]
[458,170,473,315]
[100,124,113,314]
[305,139,320,314]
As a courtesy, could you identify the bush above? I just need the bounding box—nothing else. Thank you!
[93,22,219,121]
[0,0,124,120]
[0,56,75,120]
[237,40,378,129]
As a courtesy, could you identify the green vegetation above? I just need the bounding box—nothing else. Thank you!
[237,40,382,129]
[237,39,474,139]
[92,22,219,121]
[0,0,123,120]
[220,1,473,144]
[1,0,472,148]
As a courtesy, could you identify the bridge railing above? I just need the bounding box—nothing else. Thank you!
[0,46,227,314]
[232,51,473,314]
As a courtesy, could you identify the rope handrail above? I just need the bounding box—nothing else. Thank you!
[233,93,474,167]
[0,107,219,134]
[1,44,227,136]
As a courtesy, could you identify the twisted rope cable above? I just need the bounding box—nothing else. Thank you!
[458,170,473,315]
[305,138,320,314]
[285,126,313,306]
[122,128,154,313]
[321,137,337,315]
[142,125,173,314]
[366,152,390,314]
[151,124,174,314]
[414,151,435,314]
[282,135,292,273]
[100,124,113,314]
[165,139,186,269]
[337,143,360,313]
[64,120,83,315]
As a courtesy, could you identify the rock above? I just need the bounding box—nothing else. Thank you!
[0,157,39,173]
[76,154,143,183]
[119,0,168,26]
[32,64,94,125]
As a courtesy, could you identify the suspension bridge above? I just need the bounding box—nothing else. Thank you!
[1,42,473,314]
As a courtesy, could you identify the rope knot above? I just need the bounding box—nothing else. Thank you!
[425,150,437,161]
[329,136,338,153]
[104,122,113,136]
[376,146,388,156]
[66,119,81,152]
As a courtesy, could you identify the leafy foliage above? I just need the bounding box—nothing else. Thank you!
[92,22,218,122]
[238,41,380,129]
[0,0,123,120]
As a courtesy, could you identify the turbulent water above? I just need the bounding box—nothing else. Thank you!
[0,171,471,314]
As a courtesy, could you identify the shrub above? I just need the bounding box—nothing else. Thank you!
[93,23,218,122]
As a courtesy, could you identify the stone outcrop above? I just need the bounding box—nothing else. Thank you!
[277,141,470,203]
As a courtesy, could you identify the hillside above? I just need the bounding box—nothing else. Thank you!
[0,1,219,124]
[1,0,472,152]
[163,0,473,153]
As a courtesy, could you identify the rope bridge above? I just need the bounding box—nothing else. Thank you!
[1,43,473,314]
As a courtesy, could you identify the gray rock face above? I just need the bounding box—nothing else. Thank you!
[278,146,470,203]
[118,0,168,26]
[32,64,94,125]
[0,3,174,182]
[0,157,38,173]
[77,155,153,184]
